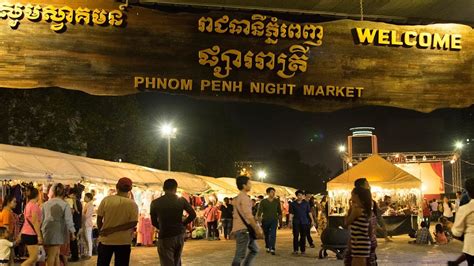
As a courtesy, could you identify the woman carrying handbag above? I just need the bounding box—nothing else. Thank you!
[20,188,43,266]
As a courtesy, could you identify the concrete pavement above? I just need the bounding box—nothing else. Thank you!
[66,229,467,265]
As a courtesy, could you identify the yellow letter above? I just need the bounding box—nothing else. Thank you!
[377,29,390,45]
[181,79,193,91]
[265,83,276,94]
[355,28,377,44]
[134,77,144,88]
[276,84,287,95]
[335,86,345,97]
[355,87,364,97]
[403,31,417,47]
[157,78,167,89]
[287,84,296,95]
[418,32,432,48]
[303,85,315,96]
[211,80,221,92]
[145,77,156,89]
[451,34,462,50]
[346,87,354,97]
[315,86,324,96]
[432,33,450,50]
[168,79,180,90]
[201,80,211,91]
[222,81,233,92]
[390,30,403,46]
[234,81,243,92]
[250,82,262,93]
[326,86,335,96]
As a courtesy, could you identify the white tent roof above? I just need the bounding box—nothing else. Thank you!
[217,177,297,197]
[0,144,210,193]
[197,175,240,195]
[0,144,299,196]
[327,155,422,191]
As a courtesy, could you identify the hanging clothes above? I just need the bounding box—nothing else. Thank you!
[141,217,153,246]
[137,216,144,245]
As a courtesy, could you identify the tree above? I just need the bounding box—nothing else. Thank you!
[266,149,331,193]
[0,88,86,154]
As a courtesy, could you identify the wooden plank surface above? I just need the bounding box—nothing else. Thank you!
[0,0,472,112]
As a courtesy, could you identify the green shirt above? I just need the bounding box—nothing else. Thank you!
[257,198,282,221]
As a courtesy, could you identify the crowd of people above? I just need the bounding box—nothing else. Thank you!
[423,192,467,227]
[0,175,472,266]
[148,175,333,266]
[0,182,97,266]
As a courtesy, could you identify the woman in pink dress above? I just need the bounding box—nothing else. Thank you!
[141,217,153,246]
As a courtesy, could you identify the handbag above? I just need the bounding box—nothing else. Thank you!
[235,206,257,240]
[23,215,45,261]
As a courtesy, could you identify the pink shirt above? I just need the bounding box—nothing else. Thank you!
[21,202,42,236]
[204,206,219,222]
[435,232,448,244]
[232,192,254,233]
[82,202,94,228]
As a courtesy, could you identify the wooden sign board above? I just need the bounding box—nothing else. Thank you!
[0,0,472,112]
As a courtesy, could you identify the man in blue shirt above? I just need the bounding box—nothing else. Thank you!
[290,190,314,255]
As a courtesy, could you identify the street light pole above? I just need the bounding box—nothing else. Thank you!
[160,123,177,172]
[257,170,267,182]
[167,135,171,171]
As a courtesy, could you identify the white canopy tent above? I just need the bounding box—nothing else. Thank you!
[327,155,422,191]
[217,177,297,197]
[0,144,210,193]
[0,144,299,196]
[197,175,240,196]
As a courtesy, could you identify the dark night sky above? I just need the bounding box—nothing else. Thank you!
[138,92,473,181]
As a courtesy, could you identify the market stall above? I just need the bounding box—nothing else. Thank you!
[327,155,422,236]
[217,177,295,198]
[0,143,303,243]
[197,175,240,198]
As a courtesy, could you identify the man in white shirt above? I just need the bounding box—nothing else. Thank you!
[450,178,474,265]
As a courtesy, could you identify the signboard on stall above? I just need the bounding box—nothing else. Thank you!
[0,0,472,112]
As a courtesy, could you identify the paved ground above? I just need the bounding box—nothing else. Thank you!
[63,229,466,266]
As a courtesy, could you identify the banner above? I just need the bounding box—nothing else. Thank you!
[396,162,445,195]
[0,0,472,112]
